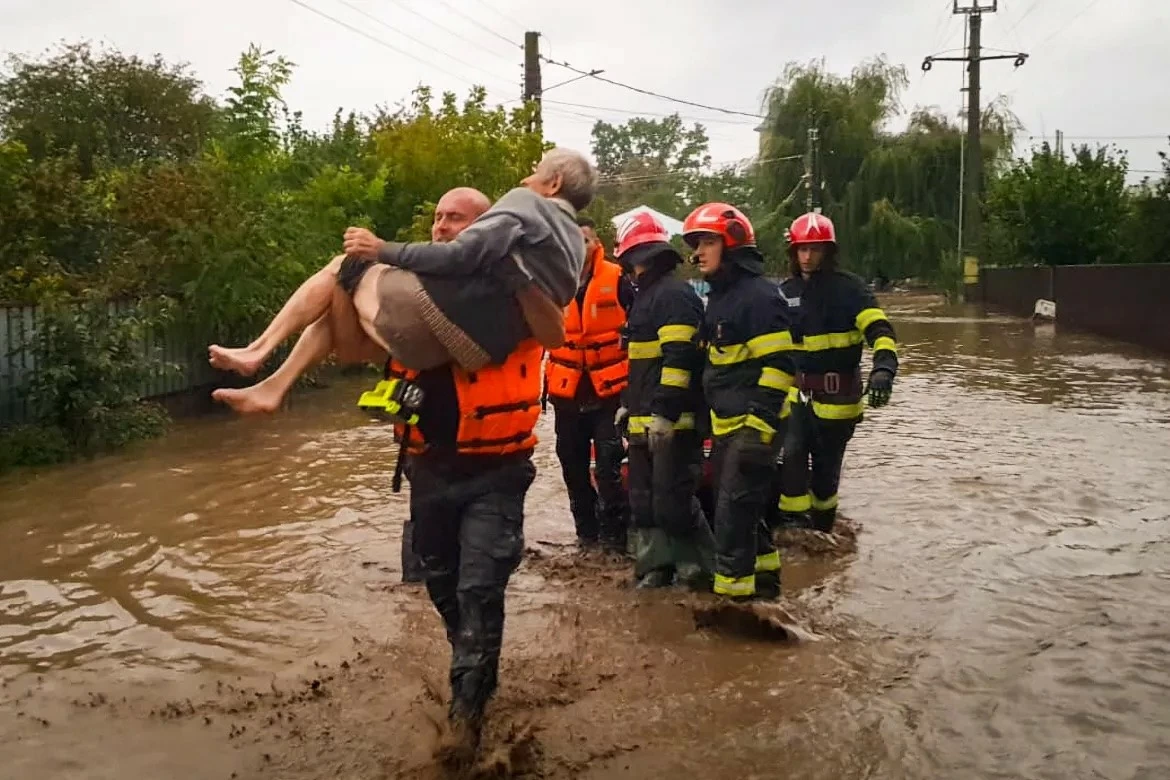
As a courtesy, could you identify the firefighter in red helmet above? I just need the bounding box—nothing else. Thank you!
[614,211,715,589]
[776,212,898,533]
[685,202,792,601]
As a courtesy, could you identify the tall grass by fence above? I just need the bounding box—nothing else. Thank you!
[0,300,220,425]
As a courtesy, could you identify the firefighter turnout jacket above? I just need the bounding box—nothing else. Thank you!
[545,246,629,402]
[702,249,794,443]
[623,270,706,437]
[778,269,898,422]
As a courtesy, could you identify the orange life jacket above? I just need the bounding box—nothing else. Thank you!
[545,248,628,400]
[386,339,543,456]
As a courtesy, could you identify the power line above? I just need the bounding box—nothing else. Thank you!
[1006,0,1045,36]
[598,154,803,184]
[465,0,527,34]
[543,99,759,126]
[331,0,515,88]
[1028,135,1168,140]
[379,0,520,65]
[541,56,766,120]
[284,0,509,96]
[432,0,519,49]
[1033,0,1104,49]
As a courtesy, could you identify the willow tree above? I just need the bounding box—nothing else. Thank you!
[755,58,1017,281]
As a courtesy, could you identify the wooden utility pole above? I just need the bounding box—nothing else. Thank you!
[523,31,542,135]
[922,1,1027,264]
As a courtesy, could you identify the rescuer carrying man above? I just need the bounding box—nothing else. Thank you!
[545,217,634,552]
[684,203,792,601]
[776,212,898,533]
[614,211,715,590]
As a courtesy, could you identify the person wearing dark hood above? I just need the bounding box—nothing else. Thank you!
[613,211,715,590]
[684,202,793,601]
[776,212,898,533]
[544,217,634,552]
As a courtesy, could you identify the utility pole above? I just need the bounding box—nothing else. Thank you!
[804,124,823,212]
[523,31,542,136]
[922,1,1027,268]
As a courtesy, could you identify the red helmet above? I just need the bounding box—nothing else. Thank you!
[682,203,756,249]
[787,212,837,248]
[614,211,671,258]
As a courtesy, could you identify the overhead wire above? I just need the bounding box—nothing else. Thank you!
[540,56,766,119]
[378,0,521,66]
[431,0,520,49]
[465,0,527,35]
[330,0,516,88]
[543,99,759,127]
[1033,0,1105,50]
[284,0,511,98]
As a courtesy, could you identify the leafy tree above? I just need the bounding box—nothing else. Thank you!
[984,143,1129,266]
[755,57,1017,280]
[590,114,713,218]
[0,41,218,176]
[370,87,546,240]
[1128,138,1170,265]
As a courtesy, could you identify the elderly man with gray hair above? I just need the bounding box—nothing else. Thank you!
[209,147,598,415]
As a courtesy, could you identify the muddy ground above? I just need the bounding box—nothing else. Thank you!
[1,523,880,780]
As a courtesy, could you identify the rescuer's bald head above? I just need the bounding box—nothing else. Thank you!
[432,187,492,242]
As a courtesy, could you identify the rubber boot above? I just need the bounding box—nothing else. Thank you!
[754,570,781,601]
[810,508,836,534]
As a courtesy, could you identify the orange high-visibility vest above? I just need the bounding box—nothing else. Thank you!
[386,339,543,456]
[545,249,628,400]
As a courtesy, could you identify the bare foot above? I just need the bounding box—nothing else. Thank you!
[208,344,266,377]
[211,385,283,414]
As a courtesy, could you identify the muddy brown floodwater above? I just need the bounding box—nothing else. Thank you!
[3,292,1170,779]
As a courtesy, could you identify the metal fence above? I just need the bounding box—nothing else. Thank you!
[0,300,221,425]
[976,263,1170,355]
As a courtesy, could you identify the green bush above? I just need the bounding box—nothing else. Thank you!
[21,293,175,458]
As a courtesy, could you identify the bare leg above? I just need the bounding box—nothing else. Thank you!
[213,316,333,414]
[208,255,347,377]
[331,277,387,364]
[212,286,387,415]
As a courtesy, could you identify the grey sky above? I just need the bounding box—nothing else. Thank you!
[5,0,1169,188]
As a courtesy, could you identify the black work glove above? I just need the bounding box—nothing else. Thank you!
[867,369,894,408]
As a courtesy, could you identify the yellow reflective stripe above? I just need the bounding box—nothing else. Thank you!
[856,307,888,332]
[707,343,751,365]
[812,400,865,420]
[803,331,864,351]
[713,573,755,597]
[759,367,794,391]
[747,331,796,357]
[755,551,781,573]
[710,413,775,442]
[628,413,695,434]
[660,367,691,388]
[628,340,661,360]
[780,493,812,512]
[873,336,897,354]
[710,413,745,436]
[745,415,775,440]
[780,400,792,420]
[811,494,839,510]
[658,324,697,343]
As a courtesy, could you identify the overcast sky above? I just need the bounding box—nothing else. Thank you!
[5,0,1169,186]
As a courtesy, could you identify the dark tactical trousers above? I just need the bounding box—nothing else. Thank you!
[778,400,856,533]
[410,453,536,722]
[553,398,629,548]
[627,431,716,589]
[710,432,781,599]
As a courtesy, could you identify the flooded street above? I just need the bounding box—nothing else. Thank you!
[2,292,1170,779]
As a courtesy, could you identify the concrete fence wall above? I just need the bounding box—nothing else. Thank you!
[0,300,221,425]
[978,264,1170,355]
